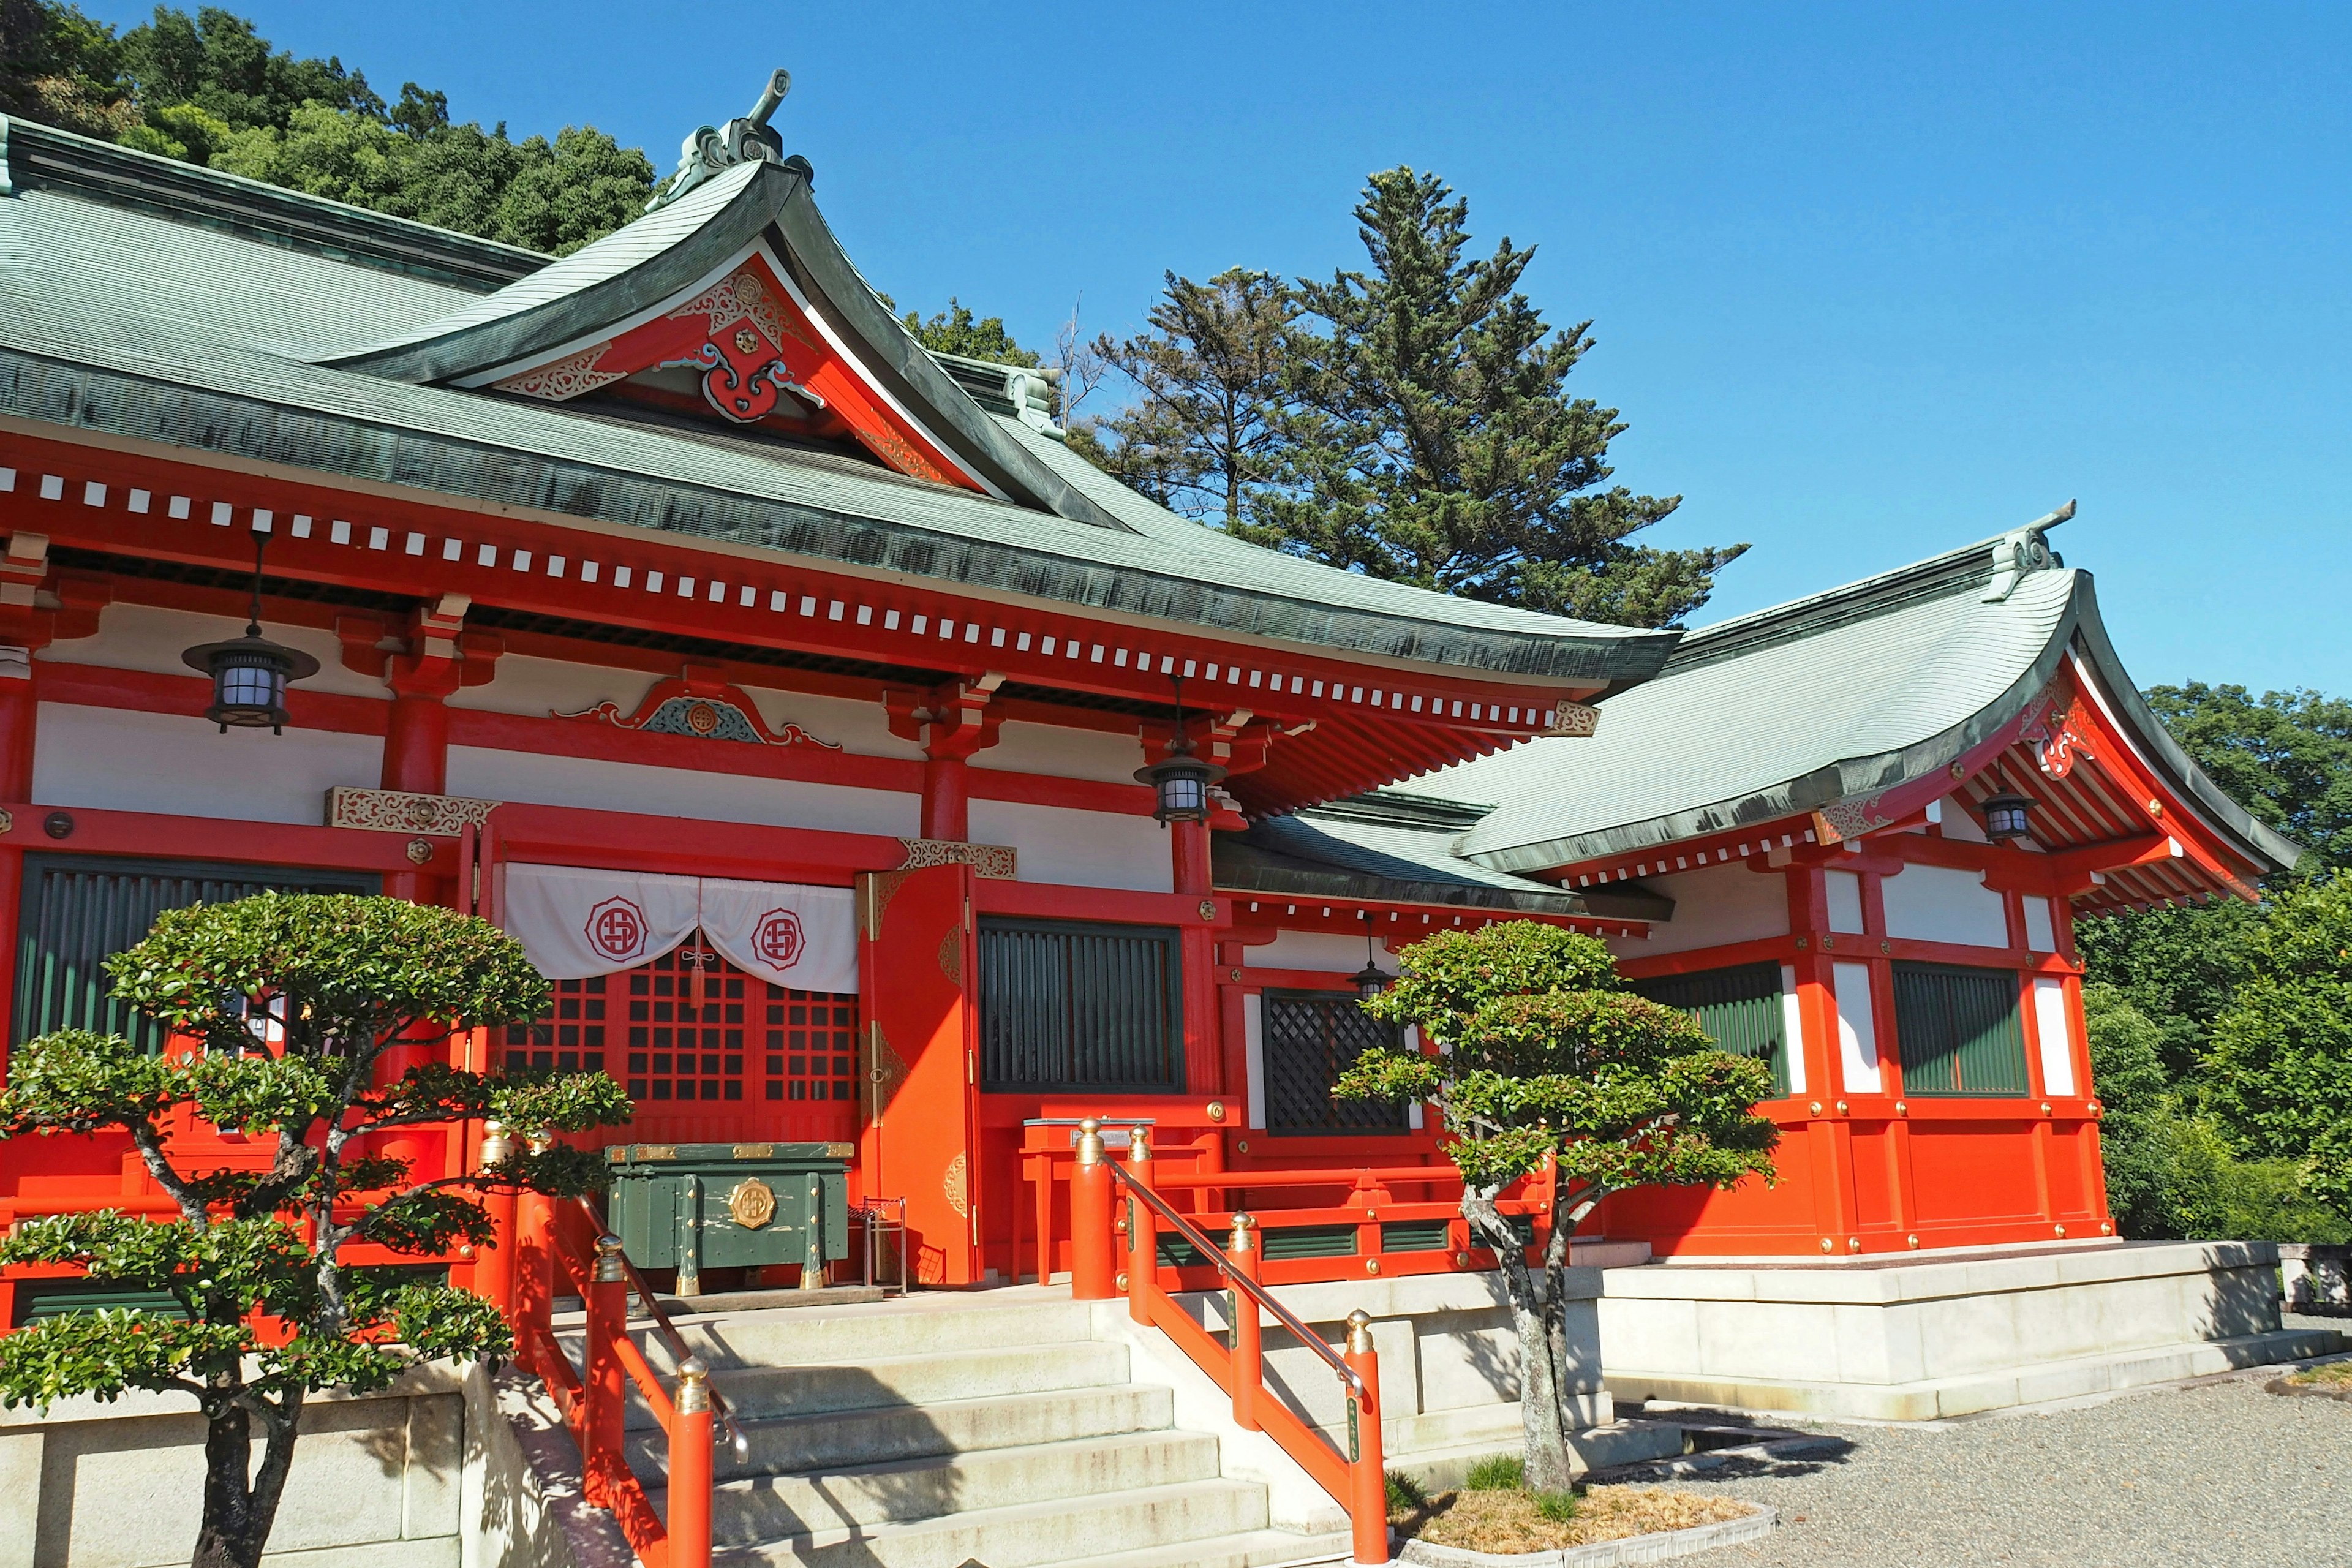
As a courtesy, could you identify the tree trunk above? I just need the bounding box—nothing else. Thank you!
[1462,1191,1578,1492]
[190,1396,303,1568]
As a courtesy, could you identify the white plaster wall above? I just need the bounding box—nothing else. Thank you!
[2022,895,2059,953]
[447,655,923,760]
[1880,864,2010,948]
[1607,861,1789,958]
[447,745,919,837]
[2032,976,2075,1095]
[1252,929,1399,973]
[1778,963,1808,1094]
[1940,794,1991,843]
[38,601,392,699]
[1825,869,1866,934]
[1833,959,1883,1093]
[966,798,1172,892]
[33,703,381,824]
[972,720,1145,783]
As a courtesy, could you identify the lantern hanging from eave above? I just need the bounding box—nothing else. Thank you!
[179,529,320,734]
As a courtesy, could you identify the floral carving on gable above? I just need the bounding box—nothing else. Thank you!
[494,341,627,401]
[2022,696,2095,779]
[557,675,842,750]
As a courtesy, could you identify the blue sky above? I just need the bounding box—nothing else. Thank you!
[92,2,2351,692]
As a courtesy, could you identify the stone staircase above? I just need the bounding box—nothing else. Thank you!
[574,1291,1354,1568]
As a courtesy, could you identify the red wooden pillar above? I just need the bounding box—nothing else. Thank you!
[0,656,34,1082]
[921,754,969,841]
[1782,863,1860,1250]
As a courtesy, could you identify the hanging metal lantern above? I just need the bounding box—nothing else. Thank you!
[180,531,318,734]
[1134,677,1226,825]
[1350,917,1389,1001]
[1980,793,2037,842]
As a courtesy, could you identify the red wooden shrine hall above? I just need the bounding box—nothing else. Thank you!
[0,107,2302,1325]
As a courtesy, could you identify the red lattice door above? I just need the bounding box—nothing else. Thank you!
[500,933,860,1146]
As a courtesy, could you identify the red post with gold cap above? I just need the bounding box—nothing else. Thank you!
[1227,1213,1261,1431]
[1069,1118,1115,1300]
[1125,1125,1155,1324]
[581,1234,628,1507]
[1344,1309,1389,1566]
[671,1356,715,1568]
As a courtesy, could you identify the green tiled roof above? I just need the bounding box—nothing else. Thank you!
[1420,516,2299,876]
[0,115,1673,687]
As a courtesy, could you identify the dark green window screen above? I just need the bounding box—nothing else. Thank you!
[1630,962,1790,1097]
[14,854,377,1054]
[1892,962,2029,1098]
[979,918,1183,1091]
[1261,989,1409,1136]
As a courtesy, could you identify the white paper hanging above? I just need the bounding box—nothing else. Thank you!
[699,877,859,993]
[501,862,703,979]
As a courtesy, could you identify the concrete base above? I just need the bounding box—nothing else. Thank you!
[2279,1243,2351,1316]
[1597,1238,2346,1420]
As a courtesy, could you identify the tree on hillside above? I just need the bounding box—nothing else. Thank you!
[1248,168,1744,628]
[1079,268,1303,527]
[1336,923,1776,1491]
[0,894,631,1568]
[899,298,1040,366]
[2146,683,2352,872]
[2204,878,2352,1214]
[0,2,653,253]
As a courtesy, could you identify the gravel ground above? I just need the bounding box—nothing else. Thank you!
[1651,1357,2352,1568]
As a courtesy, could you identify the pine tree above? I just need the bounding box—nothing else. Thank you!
[1246,168,1744,628]
[1079,268,1302,528]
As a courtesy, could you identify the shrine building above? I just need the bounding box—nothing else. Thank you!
[0,98,2301,1316]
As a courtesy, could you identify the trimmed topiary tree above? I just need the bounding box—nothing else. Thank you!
[0,893,631,1568]
[1337,922,1777,1491]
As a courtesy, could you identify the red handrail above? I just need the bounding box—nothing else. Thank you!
[510,1182,714,1568]
[1077,1122,1390,1568]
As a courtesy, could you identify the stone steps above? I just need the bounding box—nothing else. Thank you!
[620,1339,1131,1430]
[665,1430,1223,1544]
[703,1477,1278,1568]
[625,1382,1177,1480]
[603,1291,1341,1568]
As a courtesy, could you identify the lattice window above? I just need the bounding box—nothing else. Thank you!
[1893,962,2029,1097]
[1261,989,1409,1136]
[1630,962,1790,1097]
[501,976,609,1076]
[506,938,859,1124]
[764,989,858,1106]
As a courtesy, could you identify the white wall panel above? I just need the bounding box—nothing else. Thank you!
[2032,976,2075,1096]
[1253,929,1398,974]
[1880,864,2009,948]
[448,656,922,760]
[1243,992,1267,1129]
[972,722,1145,784]
[1606,861,1789,957]
[2022,896,2058,954]
[33,703,381,824]
[966,799,1170,892]
[1832,960,1883,1093]
[1779,962,1808,1095]
[446,745,918,837]
[1825,869,1866,935]
[40,602,388,699]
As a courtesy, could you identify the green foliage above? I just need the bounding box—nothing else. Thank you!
[1245,168,1743,628]
[2204,878,2352,1210]
[1,2,654,253]
[899,298,1039,367]
[1084,268,1303,529]
[1345,921,1774,1489]
[1385,1469,1430,1513]
[2074,899,2261,1082]
[1466,1453,1526,1490]
[0,894,629,1568]
[2144,683,2352,872]
[1534,1488,1583,1522]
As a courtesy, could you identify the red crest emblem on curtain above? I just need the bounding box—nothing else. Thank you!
[753,909,806,971]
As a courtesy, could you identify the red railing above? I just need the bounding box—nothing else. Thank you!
[1033,1124,1553,1290]
[508,1178,717,1568]
[1073,1121,1392,1568]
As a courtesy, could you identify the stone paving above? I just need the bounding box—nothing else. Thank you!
[1649,1342,2352,1568]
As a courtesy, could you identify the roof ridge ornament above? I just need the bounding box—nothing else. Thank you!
[1983,499,2073,603]
[647,69,798,213]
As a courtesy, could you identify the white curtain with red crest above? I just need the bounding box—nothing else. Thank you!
[497,862,859,992]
